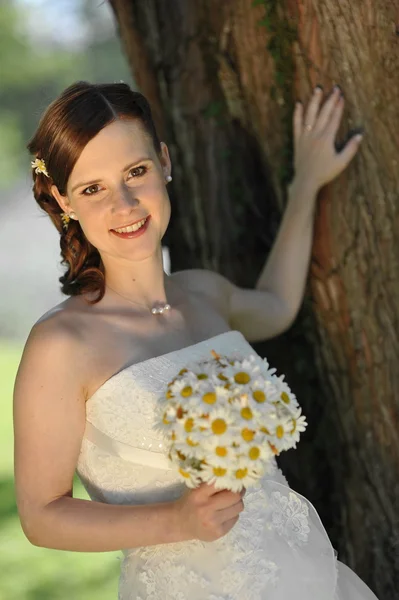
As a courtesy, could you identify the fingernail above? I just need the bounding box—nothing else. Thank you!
[354,134,364,142]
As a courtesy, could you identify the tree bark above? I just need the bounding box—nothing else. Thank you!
[109,1,399,597]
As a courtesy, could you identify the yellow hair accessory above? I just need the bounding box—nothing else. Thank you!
[60,212,70,230]
[31,157,49,178]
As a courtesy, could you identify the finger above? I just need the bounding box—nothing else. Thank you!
[336,134,364,169]
[314,86,341,133]
[220,515,239,535]
[304,86,323,129]
[323,95,345,138]
[211,489,242,510]
[218,499,244,523]
[196,482,220,498]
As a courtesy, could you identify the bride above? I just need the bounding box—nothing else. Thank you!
[14,81,378,599]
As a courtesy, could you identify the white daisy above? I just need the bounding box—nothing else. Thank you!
[206,407,236,438]
[200,463,237,491]
[174,463,202,488]
[244,437,273,464]
[271,374,299,415]
[260,413,295,453]
[173,436,208,461]
[228,457,259,492]
[168,376,199,400]
[287,408,308,445]
[204,437,238,468]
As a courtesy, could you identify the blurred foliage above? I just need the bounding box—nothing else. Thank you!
[0,0,133,190]
[0,344,120,599]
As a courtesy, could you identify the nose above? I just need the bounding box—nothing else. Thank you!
[110,183,139,214]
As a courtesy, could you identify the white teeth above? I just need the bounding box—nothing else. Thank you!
[114,218,147,233]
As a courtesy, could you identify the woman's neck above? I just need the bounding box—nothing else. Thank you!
[103,248,170,308]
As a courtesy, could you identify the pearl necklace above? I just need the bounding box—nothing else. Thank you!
[106,284,171,315]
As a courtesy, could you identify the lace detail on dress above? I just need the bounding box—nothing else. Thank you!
[135,561,210,600]
[267,489,310,548]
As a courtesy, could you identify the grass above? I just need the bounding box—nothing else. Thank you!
[0,341,120,599]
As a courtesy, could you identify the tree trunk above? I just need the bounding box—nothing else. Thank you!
[109,1,399,597]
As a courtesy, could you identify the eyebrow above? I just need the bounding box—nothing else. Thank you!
[71,157,153,192]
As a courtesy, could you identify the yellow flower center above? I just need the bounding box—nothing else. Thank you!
[203,392,217,405]
[281,392,290,404]
[197,373,208,380]
[179,368,188,376]
[166,389,174,399]
[215,446,228,457]
[276,425,284,439]
[186,436,199,447]
[260,426,270,435]
[185,418,194,432]
[211,418,227,435]
[163,415,170,424]
[249,446,260,460]
[213,467,227,477]
[217,373,228,382]
[234,371,250,384]
[181,386,193,398]
[241,407,253,420]
[179,468,191,478]
[291,419,297,434]
[176,450,187,460]
[253,390,266,403]
[235,468,248,479]
[171,432,176,441]
[241,428,255,442]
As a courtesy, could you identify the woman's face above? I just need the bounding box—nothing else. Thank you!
[53,118,172,264]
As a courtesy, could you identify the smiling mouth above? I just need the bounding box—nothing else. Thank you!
[111,216,149,234]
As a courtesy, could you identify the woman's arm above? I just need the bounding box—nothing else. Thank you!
[14,317,243,552]
[252,86,364,331]
[180,86,364,342]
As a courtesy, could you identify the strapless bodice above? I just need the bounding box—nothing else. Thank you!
[78,331,253,506]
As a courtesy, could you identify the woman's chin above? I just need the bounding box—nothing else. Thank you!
[114,238,162,263]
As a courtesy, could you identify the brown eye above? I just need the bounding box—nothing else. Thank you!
[129,166,147,178]
[82,184,100,196]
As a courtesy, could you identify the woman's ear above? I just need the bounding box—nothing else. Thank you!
[51,184,71,213]
[159,142,172,178]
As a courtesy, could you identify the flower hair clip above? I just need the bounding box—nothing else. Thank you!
[31,157,49,178]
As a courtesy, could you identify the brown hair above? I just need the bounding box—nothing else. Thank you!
[27,81,161,303]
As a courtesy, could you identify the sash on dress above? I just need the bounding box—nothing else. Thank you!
[84,421,173,471]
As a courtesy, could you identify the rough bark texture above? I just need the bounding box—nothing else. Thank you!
[109,1,399,597]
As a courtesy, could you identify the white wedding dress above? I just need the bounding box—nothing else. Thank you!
[76,330,379,600]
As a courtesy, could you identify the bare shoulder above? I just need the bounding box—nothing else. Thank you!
[16,298,90,398]
[28,298,85,353]
[171,268,234,320]
[171,268,234,310]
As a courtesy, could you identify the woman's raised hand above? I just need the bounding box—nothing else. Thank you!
[293,85,364,192]
[174,483,245,542]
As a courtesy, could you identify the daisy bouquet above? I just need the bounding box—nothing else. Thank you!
[155,351,307,492]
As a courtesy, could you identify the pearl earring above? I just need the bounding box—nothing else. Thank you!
[166,175,172,183]
[69,211,78,220]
